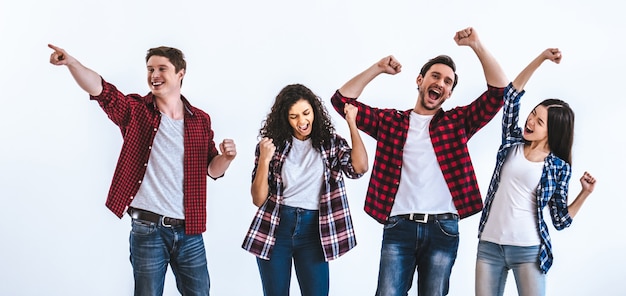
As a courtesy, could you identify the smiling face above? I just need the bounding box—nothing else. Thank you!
[415,63,455,115]
[146,55,185,99]
[288,99,314,140]
[523,105,549,145]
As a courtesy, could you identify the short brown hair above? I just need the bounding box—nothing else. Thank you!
[145,46,186,74]
[419,55,458,91]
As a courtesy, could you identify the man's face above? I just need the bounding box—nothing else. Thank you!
[146,55,184,98]
[415,63,455,115]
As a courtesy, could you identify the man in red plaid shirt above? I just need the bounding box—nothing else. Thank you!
[48,44,236,296]
[331,27,508,295]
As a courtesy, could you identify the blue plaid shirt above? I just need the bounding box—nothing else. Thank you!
[478,83,574,273]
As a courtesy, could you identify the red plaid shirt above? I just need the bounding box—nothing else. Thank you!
[91,79,219,234]
[331,86,505,223]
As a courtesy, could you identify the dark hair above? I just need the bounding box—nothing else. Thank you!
[419,55,459,91]
[146,46,186,86]
[539,98,575,164]
[260,84,334,149]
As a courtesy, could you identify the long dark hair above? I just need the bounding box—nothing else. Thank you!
[540,98,575,164]
[260,84,334,149]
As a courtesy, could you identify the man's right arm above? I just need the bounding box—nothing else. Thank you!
[48,44,103,96]
[338,55,402,98]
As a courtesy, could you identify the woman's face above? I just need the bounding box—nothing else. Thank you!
[288,99,314,140]
[523,105,549,143]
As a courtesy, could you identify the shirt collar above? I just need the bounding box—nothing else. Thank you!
[146,93,195,117]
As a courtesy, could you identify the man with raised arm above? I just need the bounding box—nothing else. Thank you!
[330,27,508,295]
[49,44,236,296]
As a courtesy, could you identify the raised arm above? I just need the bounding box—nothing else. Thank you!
[454,27,508,88]
[343,103,368,174]
[567,171,596,218]
[512,48,562,91]
[338,55,402,98]
[48,44,103,96]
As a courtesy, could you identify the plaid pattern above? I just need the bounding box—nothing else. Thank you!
[330,86,504,223]
[478,83,573,273]
[90,79,219,235]
[242,134,363,261]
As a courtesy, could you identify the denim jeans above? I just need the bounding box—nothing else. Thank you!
[375,215,459,296]
[256,205,328,296]
[129,219,210,296]
[475,240,545,296]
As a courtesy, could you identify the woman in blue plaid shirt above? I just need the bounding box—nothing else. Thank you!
[475,48,597,296]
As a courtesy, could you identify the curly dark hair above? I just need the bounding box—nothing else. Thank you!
[260,84,335,149]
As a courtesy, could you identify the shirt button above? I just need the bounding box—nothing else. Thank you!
[154,128,157,132]
[130,196,134,200]
[148,146,152,150]
[144,163,148,167]
[138,180,142,184]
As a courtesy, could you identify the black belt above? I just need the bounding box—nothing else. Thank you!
[128,207,185,227]
[397,213,458,223]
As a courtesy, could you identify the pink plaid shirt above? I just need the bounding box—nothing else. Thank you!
[242,134,363,261]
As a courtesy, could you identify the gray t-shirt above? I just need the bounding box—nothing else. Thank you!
[281,137,324,210]
[130,113,185,219]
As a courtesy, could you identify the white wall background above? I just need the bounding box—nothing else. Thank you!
[1,0,623,295]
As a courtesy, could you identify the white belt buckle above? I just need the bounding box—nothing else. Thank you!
[410,213,429,223]
[160,216,173,227]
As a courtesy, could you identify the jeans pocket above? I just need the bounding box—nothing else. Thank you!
[383,216,402,230]
[131,219,156,235]
[436,219,459,237]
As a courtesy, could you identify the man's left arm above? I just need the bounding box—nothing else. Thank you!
[454,27,508,135]
[208,139,237,178]
[454,27,507,88]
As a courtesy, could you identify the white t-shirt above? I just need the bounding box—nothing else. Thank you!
[281,137,324,210]
[391,111,457,216]
[481,144,544,246]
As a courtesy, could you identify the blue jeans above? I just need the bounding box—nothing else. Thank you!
[475,240,545,296]
[129,219,210,296]
[256,205,328,296]
[376,216,459,296]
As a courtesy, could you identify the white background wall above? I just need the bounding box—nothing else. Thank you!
[1,0,623,295]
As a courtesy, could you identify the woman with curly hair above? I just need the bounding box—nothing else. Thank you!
[242,84,368,296]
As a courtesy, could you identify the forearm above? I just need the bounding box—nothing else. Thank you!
[471,42,508,88]
[512,54,546,91]
[251,163,270,207]
[348,122,368,174]
[207,154,233,179]
[339,64,383,98]
[567,190,592,218]
[66,60,103,96]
